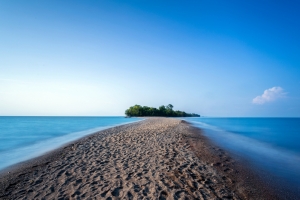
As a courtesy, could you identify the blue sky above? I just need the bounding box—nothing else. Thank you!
[0,0,299,116]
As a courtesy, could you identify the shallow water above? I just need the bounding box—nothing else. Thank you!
[184,117,300,195]
[0,116,141,170]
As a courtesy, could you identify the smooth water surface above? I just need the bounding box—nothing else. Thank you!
[184,117,300,191]
[0,116,140,171]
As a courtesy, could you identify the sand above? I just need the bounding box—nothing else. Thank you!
[0,118,278,199]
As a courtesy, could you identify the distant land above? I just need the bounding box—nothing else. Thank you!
[125,104,200,117]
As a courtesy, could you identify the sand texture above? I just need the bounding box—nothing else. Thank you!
[0,118,277,199]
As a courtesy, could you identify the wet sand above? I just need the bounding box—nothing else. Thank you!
[0,118,279,199]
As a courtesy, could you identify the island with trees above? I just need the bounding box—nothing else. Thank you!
[125,104,200,117]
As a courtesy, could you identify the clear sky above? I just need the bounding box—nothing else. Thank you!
[1,0,299,117]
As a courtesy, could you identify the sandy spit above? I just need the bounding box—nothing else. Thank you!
[0,118,278,199]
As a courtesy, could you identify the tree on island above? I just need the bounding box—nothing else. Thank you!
[125,104,200,117]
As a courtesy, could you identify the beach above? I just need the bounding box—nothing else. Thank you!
[0,118,278,199]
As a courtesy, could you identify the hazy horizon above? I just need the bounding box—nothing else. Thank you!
[1,1,299,117]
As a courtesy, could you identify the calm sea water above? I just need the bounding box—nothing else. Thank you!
[184,117,300,194]
[0,116,141,171]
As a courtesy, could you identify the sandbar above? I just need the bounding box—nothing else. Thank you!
[0,118,279,199]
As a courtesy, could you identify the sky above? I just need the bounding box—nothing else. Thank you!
[0,0,299,117]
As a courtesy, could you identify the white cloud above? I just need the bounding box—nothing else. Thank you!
[252,87,285,104]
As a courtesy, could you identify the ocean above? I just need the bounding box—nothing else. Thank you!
[184,117,300,195]
[0,116,141,171]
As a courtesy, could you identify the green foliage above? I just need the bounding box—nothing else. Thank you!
[125,104,200,117]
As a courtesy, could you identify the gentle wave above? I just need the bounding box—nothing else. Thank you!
[187,119,300,186]
[0,117,141,171]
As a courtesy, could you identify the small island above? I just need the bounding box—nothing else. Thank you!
[125,104,200,117]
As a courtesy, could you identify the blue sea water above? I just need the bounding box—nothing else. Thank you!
[0,116,141,171]
[184,117,300,193]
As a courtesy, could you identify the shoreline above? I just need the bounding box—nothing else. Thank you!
[186,120,300,199]
[0,118,144,173]
[0,118,281,199]
[182,121,280,199]
[0,120,143,176]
